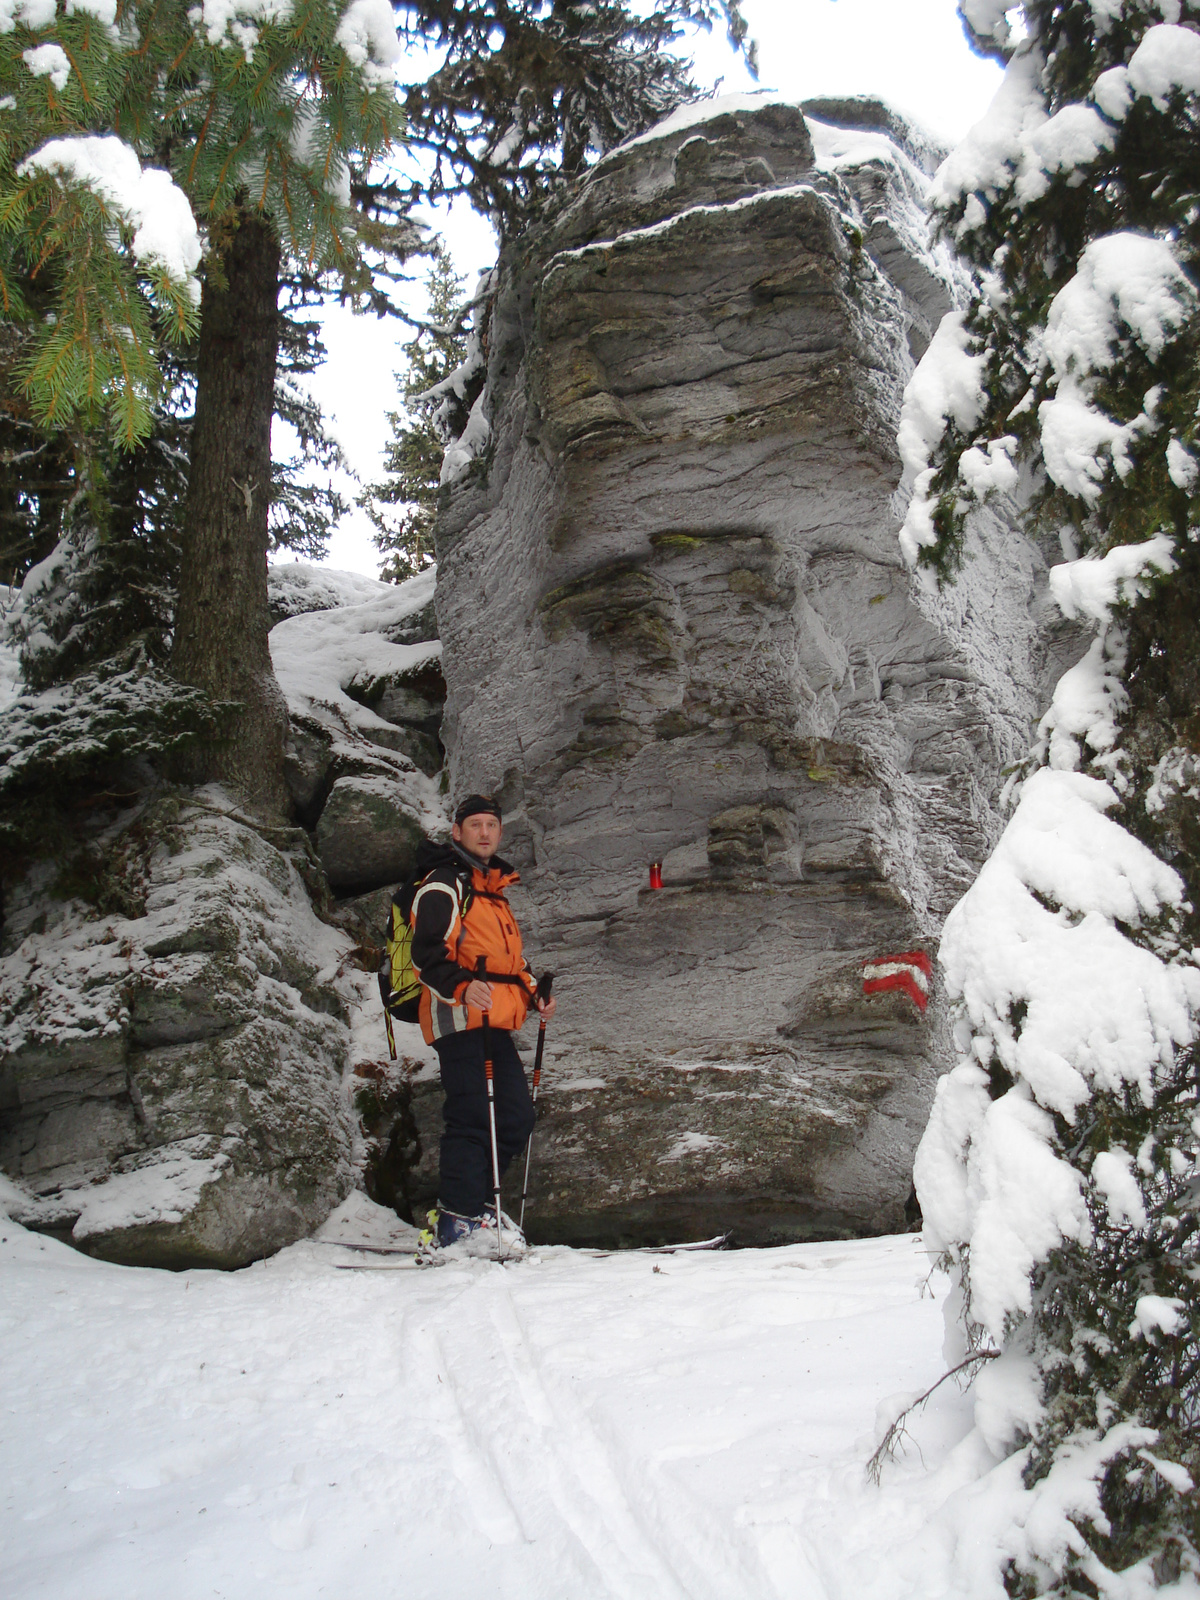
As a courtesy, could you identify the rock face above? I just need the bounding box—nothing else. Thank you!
[267,565,449,905]
[316,774,425,895]
[0,795,357,1267]
[430,95,1072,1246]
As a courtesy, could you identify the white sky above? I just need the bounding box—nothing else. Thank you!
[302,0,1003,578]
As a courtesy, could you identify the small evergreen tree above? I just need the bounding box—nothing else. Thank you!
[359,244,468,581]
[904,2,1200,1592]
[399,0,752,228]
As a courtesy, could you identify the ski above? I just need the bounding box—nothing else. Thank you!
[578,1234,730,1259]
[332,1257,422,1271]
[317,1238,421,1255]
[320,1232,730,1266]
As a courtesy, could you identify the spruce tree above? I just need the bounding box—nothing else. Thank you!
[3,0,751,820]
[1,0,409,815]
[358,243,467,581]
[904,2,1200,1591]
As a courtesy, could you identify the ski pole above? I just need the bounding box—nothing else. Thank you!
[519,971,555,1233]
[477,956,505,1262]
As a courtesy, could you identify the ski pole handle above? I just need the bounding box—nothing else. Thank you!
[535,971,555,1010]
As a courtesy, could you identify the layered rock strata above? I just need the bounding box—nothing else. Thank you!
[428,95,1072,1245]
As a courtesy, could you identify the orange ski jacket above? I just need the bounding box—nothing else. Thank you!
[409,846,537,1044]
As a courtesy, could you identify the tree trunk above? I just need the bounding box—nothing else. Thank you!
[172,208,289,819]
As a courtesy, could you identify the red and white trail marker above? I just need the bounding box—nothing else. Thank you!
[861,950,932,1012]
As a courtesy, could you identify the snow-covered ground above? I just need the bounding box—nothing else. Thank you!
[0,1215,998,1600]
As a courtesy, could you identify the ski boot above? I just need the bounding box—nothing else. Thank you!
[416,1204,526,1264]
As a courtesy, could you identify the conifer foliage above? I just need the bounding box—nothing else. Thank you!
[358,243,467,581]
[904,3,1200,1592]
[0,0,404,445]
[399,0,752,228]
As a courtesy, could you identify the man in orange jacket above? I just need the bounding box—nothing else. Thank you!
[410,793,556,1251]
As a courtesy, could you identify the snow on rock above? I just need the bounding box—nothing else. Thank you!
[267,559,394,623]
[659,1131,725,1164]
[0,792,358,1268]
[20,135,202,297]
[270,567,439,752]
[609,89,947,178]
[314,771,425,895]
[313,1188,420,1251]
[604,88,801,157]
[269,567,447,886]
[63,1138,233,1240]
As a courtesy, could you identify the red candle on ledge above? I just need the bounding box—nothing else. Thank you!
[648,861,663,890]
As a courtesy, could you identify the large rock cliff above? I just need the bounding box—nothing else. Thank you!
[427,95,1075,1246]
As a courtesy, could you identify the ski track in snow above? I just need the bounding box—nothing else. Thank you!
[0,1224,979,1600]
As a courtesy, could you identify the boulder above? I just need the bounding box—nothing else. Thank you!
[331,882,397,944]
[315,775,424,895]
[269,569,448,858]
[267,561,398,626]
[0,793,356,1267]
[429,95,1071,1246]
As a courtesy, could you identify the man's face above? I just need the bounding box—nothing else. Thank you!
[453,812,501,862]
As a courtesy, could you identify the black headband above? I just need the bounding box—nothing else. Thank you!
[454,793,502,827]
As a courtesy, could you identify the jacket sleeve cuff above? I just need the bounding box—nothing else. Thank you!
[453,980,470,1005]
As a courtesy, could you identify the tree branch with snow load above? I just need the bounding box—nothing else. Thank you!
[902,2,1200,1593]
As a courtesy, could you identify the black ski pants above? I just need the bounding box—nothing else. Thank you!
[433,1028,535,1219]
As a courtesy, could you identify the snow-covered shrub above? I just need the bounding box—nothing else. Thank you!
[0,523,219,863]
[0,651,221,858]
[904,2,1200,1591]
[11,519,177,693]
